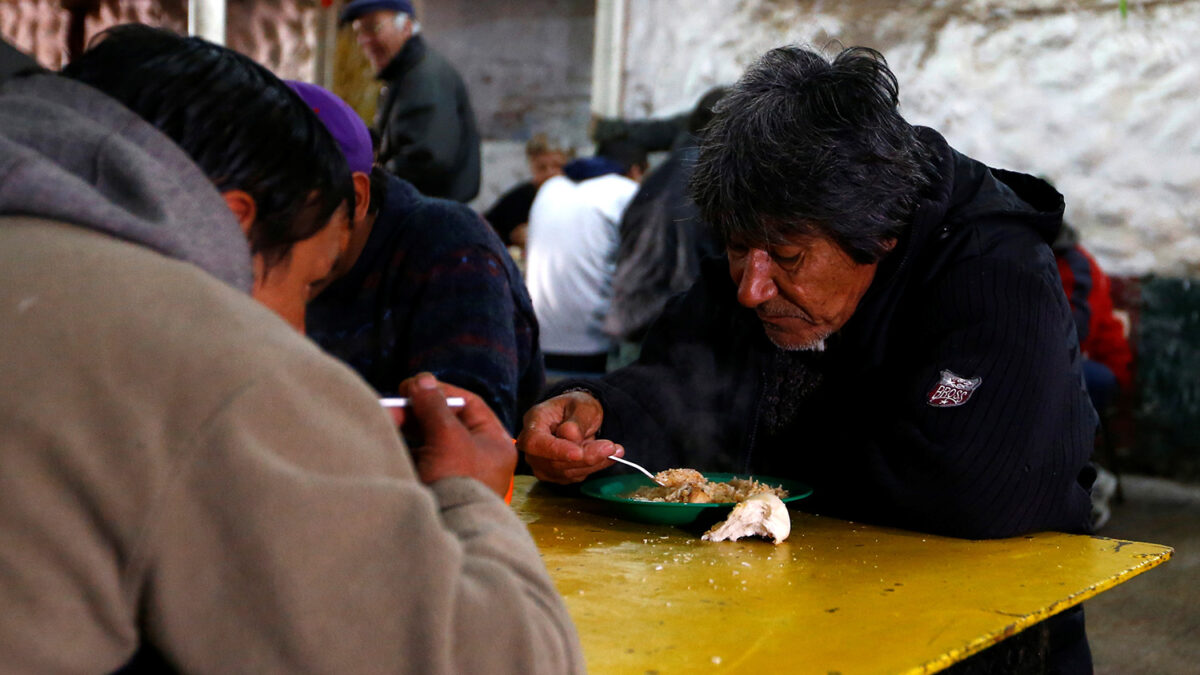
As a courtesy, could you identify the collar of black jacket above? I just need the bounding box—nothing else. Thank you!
[870,126,1065,298]
[857,126,957,307]
[377,34,426,82]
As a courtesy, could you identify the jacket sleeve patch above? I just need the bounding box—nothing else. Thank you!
[927,369,983,407]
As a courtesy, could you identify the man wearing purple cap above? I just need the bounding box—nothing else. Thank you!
[341,0,481,203]
[289,81,544,435]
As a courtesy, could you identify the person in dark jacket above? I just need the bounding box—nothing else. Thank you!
[483,133,572,248]
[603,87,727,346]
[341,0,481,203]
[519,46,1097,673]
[1053,224,1133,412]
[294,80,543,435]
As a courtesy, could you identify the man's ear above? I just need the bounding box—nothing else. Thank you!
[221,189,257,238]
[397,14,414,40]
[352,172,371,225]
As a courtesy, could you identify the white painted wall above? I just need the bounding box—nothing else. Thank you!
[418,0,595,213]
[619,0,1200,276]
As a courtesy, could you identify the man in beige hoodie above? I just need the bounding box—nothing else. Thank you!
[0,30,582,674]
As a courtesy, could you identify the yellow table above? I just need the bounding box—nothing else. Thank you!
[511,477,1172,674]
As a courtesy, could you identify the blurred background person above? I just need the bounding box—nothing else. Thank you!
[592,105,692,157]
[1054,223,1134,413]
[341,0,481,203]
[603,87,728,366]
[1054,222,1134,528]
[524,140,647,379]
[292,81,543,435]
[484,133,573,251]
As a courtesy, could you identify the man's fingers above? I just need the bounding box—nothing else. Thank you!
[555,419,585,443]
[580,438,622,459]
[561,394,603,437]
[520,430,585,462]
[403,373,459,445]
[411,379,505,435]
[387,406,406,427]
[528,456,612,484]
[536,442,618,471]
[524,398,572,434]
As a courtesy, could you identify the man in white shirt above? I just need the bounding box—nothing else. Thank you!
[525,141,647,376]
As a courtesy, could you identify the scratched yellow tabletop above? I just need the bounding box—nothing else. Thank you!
[511,476,1173,675]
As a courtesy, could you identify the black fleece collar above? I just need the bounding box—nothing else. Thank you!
[377,34,426,82]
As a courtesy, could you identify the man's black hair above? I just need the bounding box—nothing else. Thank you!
[62,24,353,270]
[595,139,648,176]
[367,166,389,217]
[686,85,728,137]
[688,45,934,264]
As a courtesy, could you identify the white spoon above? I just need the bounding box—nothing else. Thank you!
[380,397,466,409]
[608,455,666,485]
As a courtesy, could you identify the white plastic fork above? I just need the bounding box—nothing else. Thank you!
[379,397,466,408]
[608,454,666,485]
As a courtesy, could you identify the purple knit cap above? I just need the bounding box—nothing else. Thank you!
[286,80,374,176]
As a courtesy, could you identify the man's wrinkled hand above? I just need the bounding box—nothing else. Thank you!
[398,373,516,498]
[517,391,621,484]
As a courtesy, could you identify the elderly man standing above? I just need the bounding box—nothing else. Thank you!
[341,0,481,203]
[520,46,1096,672]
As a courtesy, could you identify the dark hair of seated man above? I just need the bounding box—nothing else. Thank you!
[689,46,935,264]
[62,24,353,271]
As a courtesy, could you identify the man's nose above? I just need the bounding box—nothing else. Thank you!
[736,249,777,308]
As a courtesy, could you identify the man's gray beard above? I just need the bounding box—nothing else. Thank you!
[766,332,829,352]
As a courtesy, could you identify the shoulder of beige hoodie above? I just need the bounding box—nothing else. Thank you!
[0,218,583,674]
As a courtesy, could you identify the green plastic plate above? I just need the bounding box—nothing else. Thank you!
[579,472,813,525]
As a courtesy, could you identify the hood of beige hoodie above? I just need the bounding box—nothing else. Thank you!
[0,43,252,293]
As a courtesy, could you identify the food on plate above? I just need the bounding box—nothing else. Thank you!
[626,469,788,504]
[702,493,792,544]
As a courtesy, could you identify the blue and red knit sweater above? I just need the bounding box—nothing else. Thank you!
[307,174,543,434]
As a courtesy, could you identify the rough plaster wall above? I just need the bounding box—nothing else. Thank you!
[227,0,320,81]
[1,0,316,81]
[0,0,65,66]
[622,0,1200,277]
[419,0,594,141]
[1,0,185,68]
[415,0,595,212]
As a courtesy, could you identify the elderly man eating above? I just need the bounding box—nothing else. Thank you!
[519,45,1097,673]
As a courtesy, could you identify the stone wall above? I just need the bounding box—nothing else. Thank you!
[1,0,185,68]
[620,0,1200,278]
[0,0,318,80]
[413,0,595,212]
[2,0,593,212]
